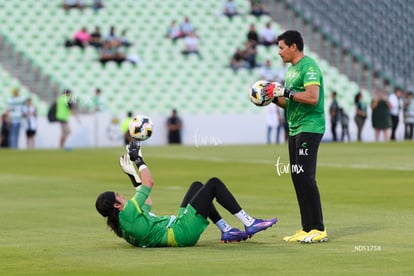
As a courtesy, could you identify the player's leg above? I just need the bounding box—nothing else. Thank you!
[189,177,277,240]
[390,115,398,140]
[180,181,243,242]
[283,134,311,242]
[288,132,327,243]
[60,122,70,148]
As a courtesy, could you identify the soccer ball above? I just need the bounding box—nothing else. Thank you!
[128,115,153,141]
[249,80,273,106]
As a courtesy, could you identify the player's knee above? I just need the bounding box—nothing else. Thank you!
[206,177,221,185]
[189,181,203,190]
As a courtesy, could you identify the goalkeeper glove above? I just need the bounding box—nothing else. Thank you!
[127,140,146,170]
[119,154,142,188]
[265,82,295,99]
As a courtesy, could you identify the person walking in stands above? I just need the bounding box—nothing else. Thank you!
[56,89,79,148]
[265,30,327,243]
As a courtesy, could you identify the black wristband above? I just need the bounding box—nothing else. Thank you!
[134,157,146,170]
[284,88,295,100]
[272,97,279,104]
[127,174,142,187]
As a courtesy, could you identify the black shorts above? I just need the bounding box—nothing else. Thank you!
[26,130,36,137]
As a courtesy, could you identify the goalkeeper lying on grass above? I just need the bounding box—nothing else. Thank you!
[95,141,277,247]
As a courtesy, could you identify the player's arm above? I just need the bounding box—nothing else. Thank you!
[289,84,319,105]
[127,140,154,190]
[268,83,319,106]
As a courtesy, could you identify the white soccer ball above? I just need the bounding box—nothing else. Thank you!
[128,115,153,141]
[249,80,273,106]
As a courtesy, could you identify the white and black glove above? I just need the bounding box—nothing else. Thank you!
[119,154,142,188]
[265,82,295,100]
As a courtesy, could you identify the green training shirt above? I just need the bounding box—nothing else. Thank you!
[55,95,71,122]
[284,55,325,136]
[119,185,172,247]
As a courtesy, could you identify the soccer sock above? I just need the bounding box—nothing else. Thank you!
[235,210,255,226]
[215,219,232,232]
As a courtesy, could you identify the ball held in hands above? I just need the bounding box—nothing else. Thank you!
[249,80,274,106]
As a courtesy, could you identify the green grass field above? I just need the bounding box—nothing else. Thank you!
[1,142,413,275]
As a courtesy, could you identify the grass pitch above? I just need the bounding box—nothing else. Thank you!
[1,142,413,275]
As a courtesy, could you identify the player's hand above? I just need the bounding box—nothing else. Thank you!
[265,82,283,97]
[120,154,138,176]
[119,154,142,187]
[127,139,142,161]
[127,139,146,169]
[266,82,295,99]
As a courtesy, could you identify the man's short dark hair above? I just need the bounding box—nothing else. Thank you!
[277,30,304,51]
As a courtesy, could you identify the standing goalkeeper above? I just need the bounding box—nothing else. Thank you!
[265,30,327,243]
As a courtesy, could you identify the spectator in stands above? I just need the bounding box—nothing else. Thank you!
[388,87,404,141]
[121,111,133,145]
[339,108,350,142]
[166,20,182,42]
[246,23,259,47]
[250,1,269,18]
[22,98,37,149]
[99,40,126,67]
[181,32,202,59]
[242,40,257,70]
[73,26,91,49]
[223,0,238,20]
[167,109,183,144]
[403,91,414,140]
[92,0,104,12]
[371,89,391,142]
[55,89,80,149]
[329,91,340,142]
[62,0,86,11]
[89,26,103,49]
[119,29,133,48]
[7,88,24,149]
[105,26,120,48]
[92,87,105,112]
[230,47,245,72]
[259,22,277,47]
[180,17,195,37]
[354,92,367,142]
[1,112,10,148]
[259,59,277,82]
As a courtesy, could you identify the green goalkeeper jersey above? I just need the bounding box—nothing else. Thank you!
[119,185,172,247]
[118,185,209,247]
[284,55,325,136]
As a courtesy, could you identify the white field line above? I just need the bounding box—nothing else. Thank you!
[149,153,414,172]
